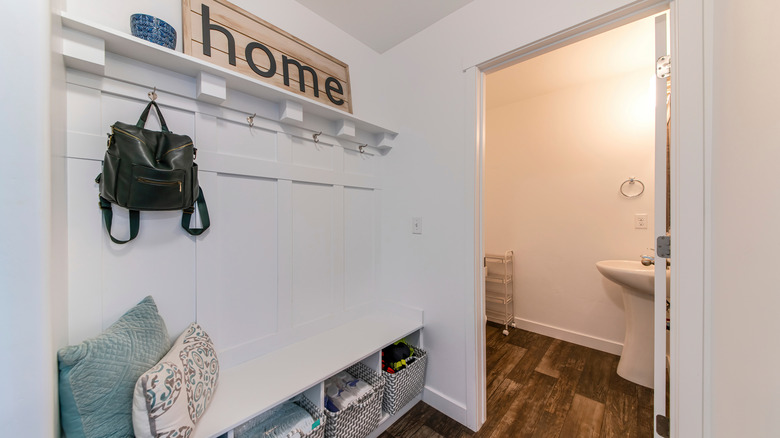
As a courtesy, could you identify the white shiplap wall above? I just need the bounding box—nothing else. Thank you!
[65,51,383,369]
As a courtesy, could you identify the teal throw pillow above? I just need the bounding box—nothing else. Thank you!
[58,296,171,438]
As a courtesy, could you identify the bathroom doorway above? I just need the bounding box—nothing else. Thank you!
[477,10,671,437]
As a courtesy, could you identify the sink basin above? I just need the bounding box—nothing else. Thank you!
[595,260,669,295]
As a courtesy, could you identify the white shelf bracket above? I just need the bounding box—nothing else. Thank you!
[335,119,356,139]
[375,132,396,155]
[62,27,105,75]
[279,100,303,124]
[196,71,226,104]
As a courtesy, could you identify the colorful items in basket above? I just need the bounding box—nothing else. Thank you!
[323,371,372,412]
[233,401,319,438]
[381,339,416,374]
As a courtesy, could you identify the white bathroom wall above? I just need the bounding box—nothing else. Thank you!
[709,0,780,436]
[484,68,656,352]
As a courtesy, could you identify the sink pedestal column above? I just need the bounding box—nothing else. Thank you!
[617,286,654,388]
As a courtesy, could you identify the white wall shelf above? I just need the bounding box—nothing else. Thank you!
[60,13,398,147]
[194,311,422,438]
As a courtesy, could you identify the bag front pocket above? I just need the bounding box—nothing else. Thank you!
[127,165,185,210]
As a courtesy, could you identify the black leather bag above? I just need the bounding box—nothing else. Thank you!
[96,100,210,244]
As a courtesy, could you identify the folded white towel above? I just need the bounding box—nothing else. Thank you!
[324,371,372,412]
[233,401,314,438]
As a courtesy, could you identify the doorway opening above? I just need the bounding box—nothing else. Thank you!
[477,10,670,437]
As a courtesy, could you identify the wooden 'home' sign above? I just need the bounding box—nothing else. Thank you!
[182,0,353,113]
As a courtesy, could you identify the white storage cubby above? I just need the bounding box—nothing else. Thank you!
[204,316,422,438]
[485,250,515,335]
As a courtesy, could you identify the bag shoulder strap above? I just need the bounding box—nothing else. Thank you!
[182,188,210,236]
[136,101,170,133]
[99,196,140,244]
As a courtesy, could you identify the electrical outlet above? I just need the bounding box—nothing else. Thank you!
[412,217,422,234]
[634,213,648,229]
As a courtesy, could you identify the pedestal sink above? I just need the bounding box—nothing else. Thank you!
[596,260,669,388]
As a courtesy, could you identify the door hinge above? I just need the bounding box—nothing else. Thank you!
[657,235,671,258]
[656,55,671,78]
[656,414,670,438]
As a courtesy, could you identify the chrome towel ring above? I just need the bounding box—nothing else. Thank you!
[620,177,645,198]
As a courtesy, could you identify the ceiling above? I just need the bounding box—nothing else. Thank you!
[293,0,475,53]
[486,15,657,110]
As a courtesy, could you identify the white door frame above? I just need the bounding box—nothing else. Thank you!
[654,12,670,435]
[464,0,707,436]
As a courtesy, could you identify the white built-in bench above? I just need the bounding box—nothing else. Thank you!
[194,312,424,438]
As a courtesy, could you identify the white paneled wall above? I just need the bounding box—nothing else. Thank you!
[344,187,377,309]
[291,182,336,326]
[65,52,382,369]
[292,137,333,170]
[200,173,279,353]
[215,119,277,162]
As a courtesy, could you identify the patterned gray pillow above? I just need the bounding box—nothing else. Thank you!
[132,322,219,438]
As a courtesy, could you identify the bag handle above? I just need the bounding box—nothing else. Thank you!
[181,188,210,236]
[99,196,140,244]
[136,100,170,133]
[99,190,210,243]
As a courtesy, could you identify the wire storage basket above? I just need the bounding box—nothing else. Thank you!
[324,362,385,438]
[381,346,427,415]
[233,395,325,438]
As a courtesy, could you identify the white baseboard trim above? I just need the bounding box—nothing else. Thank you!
[422,386,468,425]
[513,317,623,356]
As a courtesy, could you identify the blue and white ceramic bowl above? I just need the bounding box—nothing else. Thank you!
[130,14,177,50]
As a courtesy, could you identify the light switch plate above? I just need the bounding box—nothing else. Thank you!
[634,213,648,229]
[412,217,422,234]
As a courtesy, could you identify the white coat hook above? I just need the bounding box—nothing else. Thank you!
[358,144,367,154]
[312,131,322,144]
[148,86,158,101]
[247,113,256,128]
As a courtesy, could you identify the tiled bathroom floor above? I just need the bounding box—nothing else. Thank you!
[380,323,653,438]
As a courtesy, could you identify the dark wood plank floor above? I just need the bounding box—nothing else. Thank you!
[380,324,653,438]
